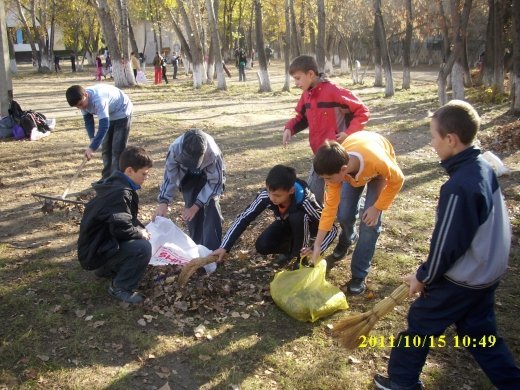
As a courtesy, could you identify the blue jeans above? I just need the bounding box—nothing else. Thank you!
[388,279,520,389]
[101,115,131,179]
[337,176,385,279]
[96,239,151,291]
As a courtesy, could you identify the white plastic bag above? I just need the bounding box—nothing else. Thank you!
[145,216,216,273]
[136,70,148,84]
[481,151,510,177]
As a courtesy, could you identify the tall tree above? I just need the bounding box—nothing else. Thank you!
[254,0,271,91]
[90,0,136,87]
[14,0,39,69]
[373,0,394,97]
[179,0,206,88]
[402,0,413,89]
[437,0,473,105]
[1,0,13,117]
[206,0,227,89]
[483,0,494,86]
[493,0,504,93]
[511,0,520,115]
[282,0,291,91]
[316,0,325,72]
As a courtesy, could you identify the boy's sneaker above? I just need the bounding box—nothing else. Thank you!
[108,284,145,304]
[274,253,292,266]
[345,277,366,295]
[331,234,358,260]
[374,374,424,390]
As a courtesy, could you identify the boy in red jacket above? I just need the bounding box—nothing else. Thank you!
[283,55,369,262]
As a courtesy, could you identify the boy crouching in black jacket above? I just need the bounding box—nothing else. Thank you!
[77,146,153,304]
[212,165,338,265]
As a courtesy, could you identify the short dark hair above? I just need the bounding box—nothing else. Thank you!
[266,165,297,191]
[119,146,153,172]
[65,85,85,106]
[313,141,350,175]
[432,100,480,144]
[289,55,319,76]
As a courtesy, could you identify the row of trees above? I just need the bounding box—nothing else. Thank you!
[5,0,520,113]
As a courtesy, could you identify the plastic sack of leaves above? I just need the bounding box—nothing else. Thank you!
[270,259,349,322]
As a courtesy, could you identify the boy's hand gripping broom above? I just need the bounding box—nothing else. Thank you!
[178,255,218,286]
[332,283,409,349]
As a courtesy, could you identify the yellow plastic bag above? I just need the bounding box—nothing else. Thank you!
[270,259,349,322]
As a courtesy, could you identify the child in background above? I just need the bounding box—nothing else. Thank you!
[374,100,520,389]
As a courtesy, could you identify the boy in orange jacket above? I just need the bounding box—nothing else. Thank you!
[306,131,404,295]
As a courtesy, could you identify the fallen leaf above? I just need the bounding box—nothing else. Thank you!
[37,355,50,362]
[241,313,250,319]
[198,354,211,361]
[143,314,154,322]
[137,319,147,326]
[231,312,240,318]
[75,309,86,318]
[348,356,361,364]
[93,321,105,328]
[158,383,171,390]
[84,315,93,321]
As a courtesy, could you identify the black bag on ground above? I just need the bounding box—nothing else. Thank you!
[20,111,50,137]
[8,100,24,124]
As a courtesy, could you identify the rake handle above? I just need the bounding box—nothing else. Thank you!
[61,158,88,199]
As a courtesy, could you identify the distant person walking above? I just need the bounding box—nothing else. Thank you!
[171,51,179,79]
[238,49,247,82]
[95,55,103,81]
[131,52,140,79]
[54,55,61,73]
[153,52,163,85]
[70,54,76,72]
[161,52,169,84]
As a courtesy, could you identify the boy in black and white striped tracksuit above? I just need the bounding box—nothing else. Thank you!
[212,165,337,264]
[154,129,225,251]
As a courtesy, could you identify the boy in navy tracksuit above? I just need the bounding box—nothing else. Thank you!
[374,100,520,389]
[212,165,337,264]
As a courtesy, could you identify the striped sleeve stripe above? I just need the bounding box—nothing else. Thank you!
[221,192,268,247]
[302,199,321,220]
[303,215,310,248]
[320,224,338,252]
[424,194,459,283]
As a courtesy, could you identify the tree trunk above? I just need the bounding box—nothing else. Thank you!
[94,0,135,87]
[373,21,383,86]
[166,8,193,64]
[493,0,504,93]
[437,0,473,105]
[179,0,205,88]
[324,32,334,75]
[452,61,465,99]
[402,0,412,89]
[254,0,271,92]
[15,0,38,69]
[282,0,292,91]
[374,0,393,97]
[511,0,520,114]
[338,37,349,75]
[483,0,494,86]
[289,0,300,57]
[437,0,451,63]
[206,0,227,90]
[462,37,472,87]
[316,0,326,73]
[128,16,139,56]
[7,25,17,73]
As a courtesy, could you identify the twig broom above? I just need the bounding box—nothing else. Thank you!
[178,255,218,286]
[332,283,409,349]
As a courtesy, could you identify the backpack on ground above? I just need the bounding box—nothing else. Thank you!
[20,111,50,137]
[8,100,24,124]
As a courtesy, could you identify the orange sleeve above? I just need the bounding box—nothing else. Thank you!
[373,157,404,211]
[318,182,342,231]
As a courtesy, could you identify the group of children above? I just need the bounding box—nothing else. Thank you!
[69,54,520,388]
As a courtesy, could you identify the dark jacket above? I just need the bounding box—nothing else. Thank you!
[77,171,145,270]
[415,147,510,288]
[220,179,337,252]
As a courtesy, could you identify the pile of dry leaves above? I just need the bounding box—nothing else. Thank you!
[480,119,520,155]
[140,254,278,328]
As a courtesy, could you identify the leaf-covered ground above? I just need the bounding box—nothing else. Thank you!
[0,63,518,389]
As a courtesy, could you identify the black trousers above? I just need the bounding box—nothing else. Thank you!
[181,173,223,250]
[255,210,312,258]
